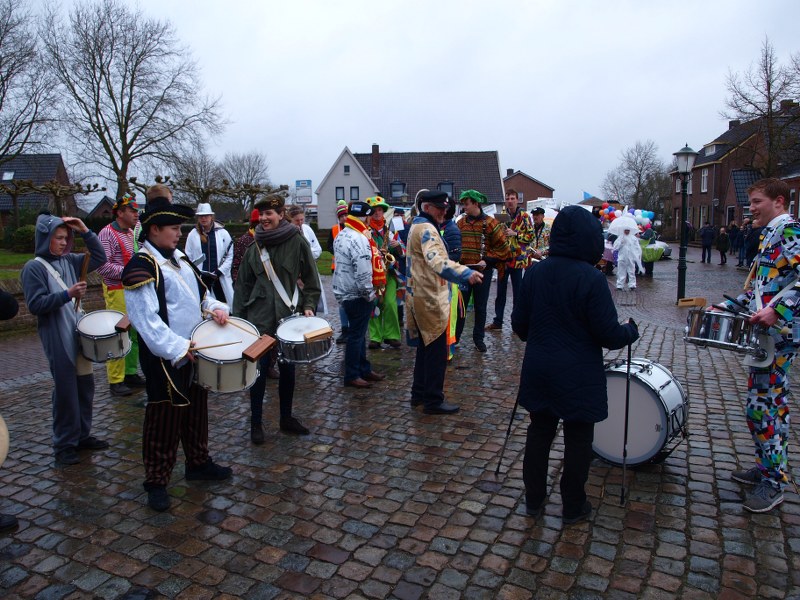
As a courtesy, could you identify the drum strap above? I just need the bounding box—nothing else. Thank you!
[35,257,78,310]
[260,248,299,311]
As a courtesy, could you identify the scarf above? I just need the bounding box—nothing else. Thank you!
[254,219,299,248]
[345,215,386,290]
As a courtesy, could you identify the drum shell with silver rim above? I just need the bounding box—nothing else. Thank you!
[276,315,333,363]
[593,358,688,466]
[76,309,131,363]
[191,317,260,393]
[684,308,758,354]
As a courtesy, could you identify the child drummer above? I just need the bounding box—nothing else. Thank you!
[233,194,321,443]
[21,213,107,466]
[122,185,232,512]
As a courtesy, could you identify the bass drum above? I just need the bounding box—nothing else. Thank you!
[593,358,688,466]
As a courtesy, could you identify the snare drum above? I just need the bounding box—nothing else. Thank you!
[191,317,260,393]
[276,315,333,363]
[76,310,131,363]
[684,308,757,353]
[593,359,688,466]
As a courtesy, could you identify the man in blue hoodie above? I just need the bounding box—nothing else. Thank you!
[512,205,639,524]
[21,214,107,466]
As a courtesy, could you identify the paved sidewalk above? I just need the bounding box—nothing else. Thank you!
[0,247,796,599]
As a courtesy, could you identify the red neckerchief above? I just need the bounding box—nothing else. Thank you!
[345,215,386,289]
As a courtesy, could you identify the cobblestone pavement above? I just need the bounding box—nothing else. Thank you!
[0,247,797,599]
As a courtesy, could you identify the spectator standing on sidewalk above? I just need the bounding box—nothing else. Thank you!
[716,226,730,265]
[698,221,715,263]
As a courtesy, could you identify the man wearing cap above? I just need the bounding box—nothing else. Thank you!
[185,203,235,305]
[530,207,550,261]
[332,201,386,388]
[327,200,350,343]
[123,185,232,512]
[408,190,483,413]
[487,189,534,331]
[96,192,145,397]
[366,195,404,349]
[456,190,510,353]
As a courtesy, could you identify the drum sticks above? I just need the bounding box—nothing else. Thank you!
[202,309,253,335]
[191,341,241,352]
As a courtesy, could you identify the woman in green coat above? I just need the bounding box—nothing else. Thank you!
[233,195,321,443]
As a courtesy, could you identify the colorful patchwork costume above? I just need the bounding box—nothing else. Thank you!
[729,213,800,492]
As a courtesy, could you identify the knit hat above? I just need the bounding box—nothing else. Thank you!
[249,209,260,225]
[459,189,487,204]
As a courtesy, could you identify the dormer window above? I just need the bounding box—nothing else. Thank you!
[1,171,13,181]
[437,181,454,198]
[390,181,406,198]
[705,145,715,156]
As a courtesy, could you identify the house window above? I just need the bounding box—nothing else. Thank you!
[701,168,708,193]
[1,171,13,181]
[726,206,735,224]
[700,206,707,224]
[390,181,406,198]
[705,145,715,156]
[675,177,680,193]
[437,181,454,198]
[344,165,350,175]
[335,187,345,201]
[350,186,359,201]
[687,175,693,195]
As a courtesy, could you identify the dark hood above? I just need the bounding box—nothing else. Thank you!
[34,214,74,259]
[548,205,603,265]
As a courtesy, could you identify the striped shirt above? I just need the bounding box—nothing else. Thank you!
[96,222,138,288]
[457,213,510,266]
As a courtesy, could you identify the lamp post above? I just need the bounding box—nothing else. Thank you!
[674,144,698,302]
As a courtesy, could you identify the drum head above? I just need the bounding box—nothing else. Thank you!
[594,369,668,466]
[191,317,260,361]
[276,316,330,342]
[0,414,8,467]
[78,310,125,336]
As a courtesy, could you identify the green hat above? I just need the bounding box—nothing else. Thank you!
[366,196,390,211]
[459,189,487,204]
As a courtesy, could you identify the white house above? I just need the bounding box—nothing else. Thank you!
[315,147,379,229]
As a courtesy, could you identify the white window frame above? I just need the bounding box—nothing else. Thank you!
[350,186,359,201]
[343,165,350,175]
[701,168,708,193]
[335,187,345,201]
[675,177,680,193]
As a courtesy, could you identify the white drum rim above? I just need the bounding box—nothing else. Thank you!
[0,414,8,467]
[77,309,126,338]
[276,315,331,343]
[191,317,259,361]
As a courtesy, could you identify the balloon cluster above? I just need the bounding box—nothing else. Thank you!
[598,203,656,229]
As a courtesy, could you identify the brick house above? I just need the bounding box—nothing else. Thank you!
[315,144,504,229]
[670,102,800,239]
[502,169,554,203]
[0,154,77,226]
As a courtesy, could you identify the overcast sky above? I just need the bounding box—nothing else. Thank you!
[80,0,800,204]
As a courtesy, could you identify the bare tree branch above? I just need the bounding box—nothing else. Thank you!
[41,0,225,199]
[0,0,57,164]
[219,151,271,218]
[601,140,670,215]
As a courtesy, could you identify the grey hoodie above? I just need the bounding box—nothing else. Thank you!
[21,214,106,367]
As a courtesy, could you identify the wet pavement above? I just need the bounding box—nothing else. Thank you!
[0,247,797,599]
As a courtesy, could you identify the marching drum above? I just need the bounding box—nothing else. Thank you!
[276,315,333,363]
[685,308,758,353]
[191,317,261,393]
[593,359,688,466]
[76,310,131,363]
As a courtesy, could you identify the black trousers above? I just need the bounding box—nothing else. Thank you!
[249,351,295,423]
[411,330,448,408]
[523,410,594,516]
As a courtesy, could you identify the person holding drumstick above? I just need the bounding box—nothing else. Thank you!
[721,178,800,513]
[123,186,232,512]
[512,205,638,523]
[233,194,321,443]
[21,213,107,466]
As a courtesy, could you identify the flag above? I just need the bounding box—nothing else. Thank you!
[583,191,593,201]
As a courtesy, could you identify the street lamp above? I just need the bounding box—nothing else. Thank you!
[674,143,698,302]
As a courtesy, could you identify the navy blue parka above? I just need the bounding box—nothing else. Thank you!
[512,206,639,423]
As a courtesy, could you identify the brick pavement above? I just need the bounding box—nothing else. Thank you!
[0,246,798,599]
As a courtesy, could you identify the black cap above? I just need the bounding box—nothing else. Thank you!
[531,207,546,215]
[416,190,449,210]
[348,201,374,217]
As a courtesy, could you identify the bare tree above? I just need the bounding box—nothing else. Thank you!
[0,0,56,163]
[601,140,670,214]
[219,151,271,218]
[41,0,224,200]
[723,37,800,176]
[167,147,224,206]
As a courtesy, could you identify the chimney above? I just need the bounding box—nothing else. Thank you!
[729,119,741,130]
[371,143,380,179]
[506,168,514,177]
